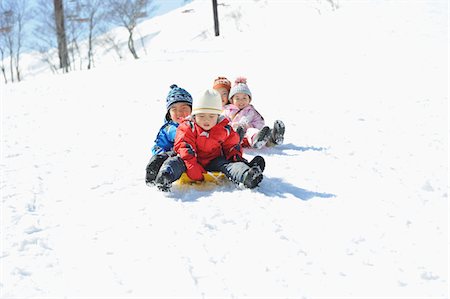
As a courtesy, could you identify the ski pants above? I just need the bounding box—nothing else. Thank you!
[206,156,251,184]
[145,151,176,184]
[157,156,251,185]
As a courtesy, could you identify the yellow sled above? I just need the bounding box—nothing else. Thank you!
[177,171,226,185]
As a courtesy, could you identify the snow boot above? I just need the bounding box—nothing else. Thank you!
[155,171,173,192]
[247,155,265,172]
[252,126,271,149]
[146,154,169,185]
[269,120,285,146]
[155,162,177,192]
[243,166,263,189]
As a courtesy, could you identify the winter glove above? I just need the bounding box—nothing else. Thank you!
[185,160,206,181]
[235,125,245,143]
[232,122,248,131]
[237,117,251,129]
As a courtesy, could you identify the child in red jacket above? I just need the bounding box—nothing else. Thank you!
[154,89,265,191]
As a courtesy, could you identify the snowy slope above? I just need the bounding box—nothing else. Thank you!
[1,0,448,298]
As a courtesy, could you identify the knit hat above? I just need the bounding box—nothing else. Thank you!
[166,84,193,110]
[229,77,252,100]
[192,89,222,115]
[213,76,231,92]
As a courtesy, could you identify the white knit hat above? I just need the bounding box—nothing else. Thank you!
[192,89,222,115]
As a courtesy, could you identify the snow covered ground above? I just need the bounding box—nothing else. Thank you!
[1,0,448,298]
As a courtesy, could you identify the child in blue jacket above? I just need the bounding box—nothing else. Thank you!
[145,84,193,185]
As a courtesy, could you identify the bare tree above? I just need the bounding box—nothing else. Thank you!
[0,3,15,82]
[33,0,60,73]
[107,0,151,59]
[13,0,28,81]
[75,0,106,69]
[327,0,339,10]
[66,1,84,71]
[49,0,106,71]
[100,31,125,60]
[0,0,29,83]
[53,0,70,72]
[0,8,11,83]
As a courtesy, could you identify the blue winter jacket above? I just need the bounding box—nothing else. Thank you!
[152,120,179,155]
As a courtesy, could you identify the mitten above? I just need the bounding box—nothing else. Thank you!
[185,161,206,181]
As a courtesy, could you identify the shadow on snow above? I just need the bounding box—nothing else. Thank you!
[244,143,328,157]
[259,177,335,201]
[165,177,335,202]
[163,143,333,202]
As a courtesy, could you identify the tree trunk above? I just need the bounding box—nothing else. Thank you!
[127,30,139,59]
[87,17,94,69]
[53,0,69,72]
[8,46,14,82]
[15,65,20,81]
[1,66,7,84]
[16,35,21,82]
[0,48,7,84]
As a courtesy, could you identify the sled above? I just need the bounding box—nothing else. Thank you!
[176,171,226,185]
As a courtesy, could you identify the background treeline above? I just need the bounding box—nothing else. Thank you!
[0,0,159,83]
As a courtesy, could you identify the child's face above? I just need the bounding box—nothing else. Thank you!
[195,113,219,131]
[215,87,230,106]
[231,93,251,110]
[169,103,192,123]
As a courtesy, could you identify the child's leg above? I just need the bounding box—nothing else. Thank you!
[206,156,248,183]
[155,156,186,191]
[206,156,264,189]
[248,126,271,149]
[146,152,172,185]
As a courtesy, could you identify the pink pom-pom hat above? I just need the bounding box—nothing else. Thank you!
[229,76,252,100]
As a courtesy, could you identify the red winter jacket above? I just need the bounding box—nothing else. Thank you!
[174,116,243,181]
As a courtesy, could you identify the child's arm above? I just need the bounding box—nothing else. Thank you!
[152,124,175,155]
[247,106,265,129]
[228,106,265,131]
[222,125,244,161]
[174,122,206,181]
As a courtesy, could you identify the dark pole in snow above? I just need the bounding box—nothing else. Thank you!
[212,0,219,36]
[53,0,70,73]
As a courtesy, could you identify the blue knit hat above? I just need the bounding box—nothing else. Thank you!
[166,84,193,110]
[229,77,252,100]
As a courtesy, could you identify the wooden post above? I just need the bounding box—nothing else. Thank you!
[212,0,219,36]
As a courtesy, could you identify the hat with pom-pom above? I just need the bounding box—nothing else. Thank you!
[213,76,231,92]
[192,89,222,115]
[166,84,193,110]
[229,77,252,100]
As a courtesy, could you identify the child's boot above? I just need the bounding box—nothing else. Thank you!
[146,153,168,185]
[252,126,271,149]
[154,156,185,192]
[243,165,263,189]
[247,155,265,172]
[155,169,173,192]
[268,120,285,146]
